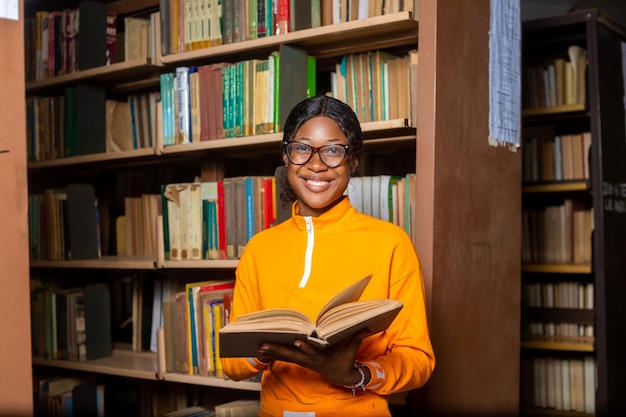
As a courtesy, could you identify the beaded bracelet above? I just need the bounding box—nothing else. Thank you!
[343,363,367,396]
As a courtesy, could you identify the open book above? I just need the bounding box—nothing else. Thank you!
[218,274,403,358]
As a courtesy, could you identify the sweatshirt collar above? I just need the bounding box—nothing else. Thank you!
[290,196,354,231]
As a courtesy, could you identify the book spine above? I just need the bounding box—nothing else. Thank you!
[106,12,117,65]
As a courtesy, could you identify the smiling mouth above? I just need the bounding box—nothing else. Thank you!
[305,179,330,186]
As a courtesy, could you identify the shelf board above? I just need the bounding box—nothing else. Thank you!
[160,259,239,269]
[160,373,261,391]
[25,58,161,95]
[27,147,156,169]
[521,340,594,352]
[27,120,414,169]
[522,103,586,117]
[158,119,414,156]
[30,256,157,269]
[160,12,418,64]
[32,350,159,380]
[522,181,590,193]
[522,264,592,274]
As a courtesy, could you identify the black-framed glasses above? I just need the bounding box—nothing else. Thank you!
[283,141,350,168]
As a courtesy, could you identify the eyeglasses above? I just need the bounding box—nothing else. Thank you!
[283,141,350,168]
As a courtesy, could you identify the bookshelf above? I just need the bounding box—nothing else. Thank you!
[520,9,626,415]
[16,0,524,416]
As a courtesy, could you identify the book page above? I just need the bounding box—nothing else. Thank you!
[315,274,373,323]
[236,308,312,325]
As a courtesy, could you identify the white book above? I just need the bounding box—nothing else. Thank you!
[175,66,191,144]
[371,175,381,219]
[348,177,364,213]
[362,176,373,216]
[562,359,571,410]
[583,355,596,413]
[379,175,392,222]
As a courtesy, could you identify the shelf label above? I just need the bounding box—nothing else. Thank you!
[603,181,626,213]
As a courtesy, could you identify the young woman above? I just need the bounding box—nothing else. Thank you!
[221,95,435,416]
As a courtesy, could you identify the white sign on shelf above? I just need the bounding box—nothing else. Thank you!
[0,0,18,20]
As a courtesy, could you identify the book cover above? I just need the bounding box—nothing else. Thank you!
[219,274,403,357]
[76,84,106,155]
[278,44,310,130]
[84,283,112,360]
[66,184,100,260]
[78,1,107,70]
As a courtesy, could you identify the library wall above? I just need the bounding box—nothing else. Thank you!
[415,0,521,414]
[0,3,34,416]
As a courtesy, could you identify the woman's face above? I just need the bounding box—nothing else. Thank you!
[283,116,357,217]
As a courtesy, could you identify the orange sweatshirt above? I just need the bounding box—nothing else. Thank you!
[221,197,435,417]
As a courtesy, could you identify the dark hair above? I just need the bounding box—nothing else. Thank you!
[279,95,363,206]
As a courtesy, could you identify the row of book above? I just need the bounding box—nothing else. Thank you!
[30,281,112,362]
[522,132,592,183]
[160,0,414,55]
[25,1,157,83]
[332,50,417,124]
[161,172,418,262]
[165,400,260,417]
[161,280,236,377]
[160,44,315,145]
[523,281,594,343]
[525,281,594,310]
[28,184,101,262]
[347,174,417,239]
[522,355,595,414]
[34,376,104,417]
[28,172,418,263]
[162,176,277,261]
[25,1,116,82]
[522,45,587,110]
[521,200,593,265]
[26,88,158,162]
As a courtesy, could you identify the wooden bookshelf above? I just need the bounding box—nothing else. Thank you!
[520,9,626,414]
[19,0,526,415]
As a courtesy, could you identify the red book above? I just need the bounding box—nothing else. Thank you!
[217,180,227,259]
[263,177,275,229]
[106,12,117,65]
[276,0,290,35]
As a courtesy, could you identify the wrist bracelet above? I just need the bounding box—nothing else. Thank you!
[343,363,367,396]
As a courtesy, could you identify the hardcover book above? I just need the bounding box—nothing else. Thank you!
[219,274,402,357]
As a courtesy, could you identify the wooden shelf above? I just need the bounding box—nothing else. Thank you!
[522,264,592,274]
[522,103,586,117]
[25,58,162,95]
[160,12,418,65]
[30,256,157,269]
[160,373,261,391]
[32,350,261,391]
[521,340,594,352]
[522,181,590,193]
[32,350,159,380]
[27,147,157,170]
[26,120,414,169]
[160,259,239,269]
